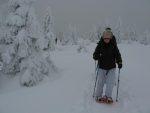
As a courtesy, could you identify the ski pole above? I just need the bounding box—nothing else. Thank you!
[116,69,121,102]
[93,61,98,98]
[95,60,97,75]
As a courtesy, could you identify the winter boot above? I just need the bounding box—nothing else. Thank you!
[106,97,113,104]
[95,96,107,103]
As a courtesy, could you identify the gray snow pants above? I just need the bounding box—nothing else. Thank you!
[96,68,116,97]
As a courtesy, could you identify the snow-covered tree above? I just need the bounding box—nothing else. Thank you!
[77,39,88,53]
[67,24,78,45]
[123,25,138,44]
[1,0,56,87]
[89,32,97,42]
[1,0,32,74]
[57,32,64,44]
[89,25,102,42]
[130,25,138,42]
[114,18,123,43]
[96,25,102,39]
[139,30,150,45]
[0,21,5,43]
[42,7,55,50]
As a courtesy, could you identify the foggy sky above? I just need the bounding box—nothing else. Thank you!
[0,0,5,4]
[34,0,150,34]
[1,0,150,34]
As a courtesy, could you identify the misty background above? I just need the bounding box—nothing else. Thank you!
[0,1,150,113]
[0,0,150,34]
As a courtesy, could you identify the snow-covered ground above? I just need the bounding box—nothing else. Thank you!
[0,43,150,113]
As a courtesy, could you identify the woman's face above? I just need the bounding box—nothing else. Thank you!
[103,32,112,44]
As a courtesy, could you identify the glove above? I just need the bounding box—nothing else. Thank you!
[93,54,100,60]
[118,62,122,69]
[93,54,98,60]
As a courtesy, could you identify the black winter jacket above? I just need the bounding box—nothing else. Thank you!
[93,40,122,70]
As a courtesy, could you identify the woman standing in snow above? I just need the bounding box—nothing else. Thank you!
[93,29,122,103]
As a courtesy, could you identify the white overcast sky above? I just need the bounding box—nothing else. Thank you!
[1,0,150,34]
[35,0,150,33]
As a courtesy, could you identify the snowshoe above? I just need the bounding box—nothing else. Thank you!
[95,95,107,103]
[105,97,113,104]
[95,96,113,104]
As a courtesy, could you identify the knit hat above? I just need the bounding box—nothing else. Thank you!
[102,30,113,39]
[105,27,111,31]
